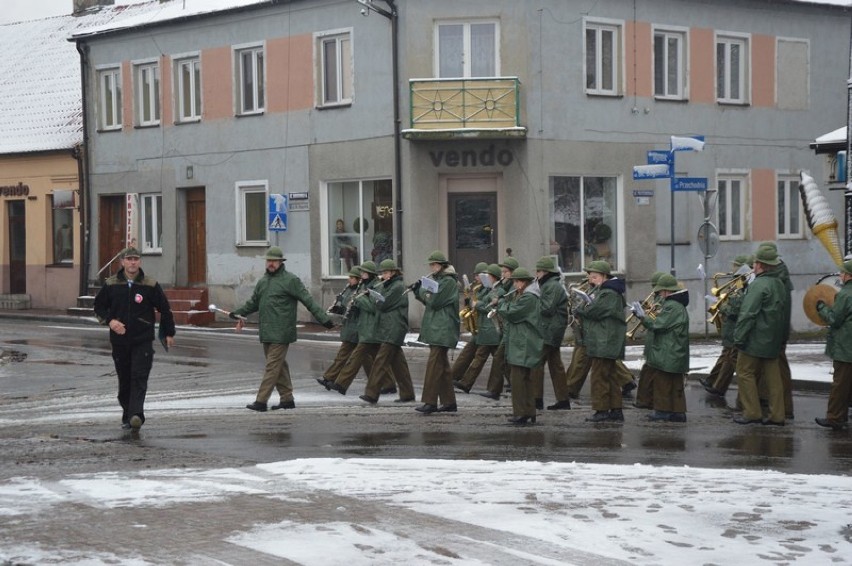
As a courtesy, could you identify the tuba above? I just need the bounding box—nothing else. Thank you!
[803,273,842,326]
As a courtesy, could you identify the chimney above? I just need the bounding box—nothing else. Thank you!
[73,0,116,16]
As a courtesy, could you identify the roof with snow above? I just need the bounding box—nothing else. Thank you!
[810,126,847,153]
[0,2,161,155]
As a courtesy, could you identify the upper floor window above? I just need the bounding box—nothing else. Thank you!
[134,61,161,126]
[549,175,620,274]
[175,56,201,122]
[141,194,163,253]
[777,175,803,239]
[654,28,686,100]
[236,181,268,246]
[435,21,499,78]
[97,67,122,130]
[318,31,353,107]
[585,21,622,96]
[717,175,746,240]
[235,45,265,115]
[716,34,749,104]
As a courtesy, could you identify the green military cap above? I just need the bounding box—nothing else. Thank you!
[347,267,362,277]
[754,246,781,266]
[653,273,680,292]
[732,254,751,268]
[473,262,489,274]
[379,259,399,271]
[509,267,535,280]
[426,250,449,264]
[535,256,560,273]
[499,256,519,271]
[264,246,285,261]
[486,263,501,279]
[841,260,852,276]
[121,246,141,259]
[359,261,378,274]
[650,271,666,286]
[585,260,612,276]
[757,241,778,252]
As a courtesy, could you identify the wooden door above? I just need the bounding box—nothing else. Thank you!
[7,200,26,293]
[186,187,207,285]
[448,190,498,281]
[98,196,126,279]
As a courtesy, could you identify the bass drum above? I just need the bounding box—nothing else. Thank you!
[802,273,842,326]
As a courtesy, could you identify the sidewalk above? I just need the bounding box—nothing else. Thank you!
[0,308,833,392]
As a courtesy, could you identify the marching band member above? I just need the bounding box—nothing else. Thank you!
[480,256,520,401]
[758,241,795,420]
[701,255,750,397]
[732,246,788,425]
[631,274,690,422]
[499,267,544,425]
[413,251,460,414]
[360,259,416,404]
[531,256,571,410]
[633,270,666,409]
[453,263,501,393]
[451,262,487,391]
[575,260,628,422]
[318,266,369,389]
[814,259,852,430]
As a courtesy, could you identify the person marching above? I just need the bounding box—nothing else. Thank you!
[327,261,388,395]
[318,266,368,389]
[574,260,628,422]
[758,241,795,420]
[499,267,544,425]
[480,256,519,401]
[360,259,416,404]
[531,256,572,410]
[814,259,852,430]
[631,274,690,422]
[701,255,751,398]
[633,270,666,409]
[231,246,334,412]
[451,262,487,390]
[731,246,788,425]
[452,263,501,393]
[412,251,460,414]
[93,246,176,431]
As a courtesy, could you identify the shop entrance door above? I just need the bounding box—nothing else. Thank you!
[7,200,26,293]
[448,185,498,281]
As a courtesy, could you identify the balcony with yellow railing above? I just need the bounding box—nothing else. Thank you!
[402,77,527,140]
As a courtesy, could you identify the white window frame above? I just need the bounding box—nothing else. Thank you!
[97,66,122,131]
[433,19,501,78]
[235,180,269,246]
[716,172,748,241]
[583,19,623,96]
[134,60,161,126]
[174,54,201,123]
[234,44,265,115]
[140,194,163,253]
[653,26,688,100]
[316,29,353,108]
[776,174,804,239]
[716,33,750,105]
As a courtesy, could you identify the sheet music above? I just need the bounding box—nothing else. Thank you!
[420,276,439,293]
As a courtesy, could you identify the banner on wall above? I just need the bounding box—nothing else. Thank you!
[126,193,139,248]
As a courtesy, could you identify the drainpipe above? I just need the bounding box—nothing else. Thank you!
[76,40,92,297]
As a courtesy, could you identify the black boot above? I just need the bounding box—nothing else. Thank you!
[546,400,571,410]
[585,410,610,422]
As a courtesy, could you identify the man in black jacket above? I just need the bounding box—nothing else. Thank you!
[94,247,175,431]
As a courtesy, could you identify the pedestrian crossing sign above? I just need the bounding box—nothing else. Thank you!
[268,194,288,232]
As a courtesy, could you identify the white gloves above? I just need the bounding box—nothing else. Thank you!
[630,301,646,319]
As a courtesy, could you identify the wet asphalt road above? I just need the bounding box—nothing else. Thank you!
[1,318,850,481]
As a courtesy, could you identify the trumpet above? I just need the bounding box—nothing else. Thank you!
[706,268,751,331]
[625,292,657,340]
[566,278,591,327]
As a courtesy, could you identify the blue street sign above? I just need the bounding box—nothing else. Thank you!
[633,164,671,180]
[647,150,672,165]
[268,194,288,232]
[671,177,708,191]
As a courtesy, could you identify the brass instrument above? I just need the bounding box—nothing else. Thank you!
[803,273,842,326]
[625,291,657,340]
[706,268,751,331]
[459,275,481,334]
[566,278,591,327]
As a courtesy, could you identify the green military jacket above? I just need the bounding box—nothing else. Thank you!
[777,261,793,343]
[733,268,786,358]
[642,290,690,374]
[232,265,330,344]
[537,272,568,348]
[370,273,409,346]
[416,270,461,348]
[488,278,513,344]
[576,277,626,360]
[499,285,544,368]
[818,280,852,363]
[719,290,744,348]
[336,283,360,343]
[353,276,382,344]
[473,283,501,346]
